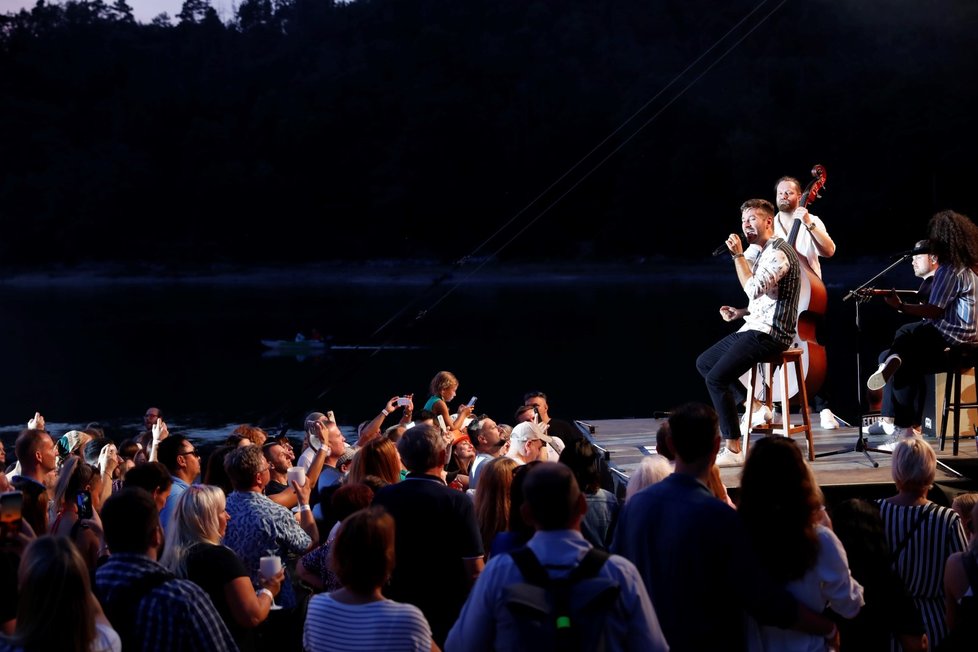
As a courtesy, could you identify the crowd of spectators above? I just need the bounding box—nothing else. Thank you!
[0,377,975,651]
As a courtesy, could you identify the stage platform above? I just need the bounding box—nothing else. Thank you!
[581,416,978,504]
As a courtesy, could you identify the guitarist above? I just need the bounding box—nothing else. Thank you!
[772,176,838,429]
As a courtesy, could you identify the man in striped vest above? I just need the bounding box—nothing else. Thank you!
[696,198,801,466]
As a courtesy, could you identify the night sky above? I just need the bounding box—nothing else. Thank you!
[1,0,976,267]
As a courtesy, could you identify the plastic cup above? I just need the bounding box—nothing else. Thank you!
[286,466,306,487]
[259,555,282,579]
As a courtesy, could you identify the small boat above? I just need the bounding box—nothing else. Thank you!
[261,339,328,352]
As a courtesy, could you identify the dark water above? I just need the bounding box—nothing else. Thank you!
[0,260,919,446]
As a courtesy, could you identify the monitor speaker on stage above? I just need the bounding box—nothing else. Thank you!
[921,370,977,436]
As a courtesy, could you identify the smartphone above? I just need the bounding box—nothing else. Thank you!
[0,491,23,539]
[466,396,478,407]
[436,414,448,432]
[326,410,336,424]
[396,396,411,406]
[76,490,93,520]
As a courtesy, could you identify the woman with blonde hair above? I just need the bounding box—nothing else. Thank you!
[160,485,283,652]
[879,437,966,649]
[0,535,120,652]
[473,456,519,559]
[624,455,672,502]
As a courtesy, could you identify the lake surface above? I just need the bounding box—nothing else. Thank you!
[0,259,919,448]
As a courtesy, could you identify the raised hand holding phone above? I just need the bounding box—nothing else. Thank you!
[152,419,169,443]
[27,412,45,430]
[76,491,93,520]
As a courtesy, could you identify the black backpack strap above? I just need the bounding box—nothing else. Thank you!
[509,546,549,586]
[568,548,610,582]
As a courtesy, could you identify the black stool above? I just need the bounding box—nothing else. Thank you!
[939,344,978,456]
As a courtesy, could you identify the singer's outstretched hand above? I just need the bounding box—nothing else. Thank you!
[719,306,748,322]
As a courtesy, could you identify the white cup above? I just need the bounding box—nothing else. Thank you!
[286,466,306,487]
[259,555,282,579]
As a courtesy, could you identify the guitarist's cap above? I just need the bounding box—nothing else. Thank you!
[911,239,931,255]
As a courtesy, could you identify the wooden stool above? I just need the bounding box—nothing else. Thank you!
[745,348,815,461]
[940,344,978,456]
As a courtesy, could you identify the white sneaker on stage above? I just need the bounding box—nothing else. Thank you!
[868,356,902,391]
[716,445,745,467]
[820,409,838,429]
[876,428,911,452]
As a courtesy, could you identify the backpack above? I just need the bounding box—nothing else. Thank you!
[503,546,621,652]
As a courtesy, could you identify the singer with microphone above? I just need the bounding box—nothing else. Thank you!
[696,198,801,466]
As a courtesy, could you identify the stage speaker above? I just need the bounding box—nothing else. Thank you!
[921,370,977,436]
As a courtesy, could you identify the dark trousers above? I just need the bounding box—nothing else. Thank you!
[878,321,949,427]
[696,330,786,440]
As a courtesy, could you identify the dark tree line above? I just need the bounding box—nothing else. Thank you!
[1,0,976,267]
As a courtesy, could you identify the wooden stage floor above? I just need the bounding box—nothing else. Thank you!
[581,416,978,494]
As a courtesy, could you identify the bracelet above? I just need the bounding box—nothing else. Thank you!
[257,588,274,601]
[732,253,744,259]
[297,504,311,513]
[381,408,390,417]
[805,221,816,232]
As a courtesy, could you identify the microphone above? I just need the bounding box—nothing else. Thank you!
[713,234,746,256]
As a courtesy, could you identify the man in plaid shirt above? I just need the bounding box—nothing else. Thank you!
[95,487,238,652]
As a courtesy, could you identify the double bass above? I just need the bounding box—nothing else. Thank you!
[751,165,829,402]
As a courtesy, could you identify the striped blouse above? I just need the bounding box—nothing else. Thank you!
[878,500,967,649]
[303,594,432,652]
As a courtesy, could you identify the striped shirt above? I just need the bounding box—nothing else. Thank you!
[742,237,800,346]
[878,500,967,649]
[927,264,978,344]
[303,594,432,652]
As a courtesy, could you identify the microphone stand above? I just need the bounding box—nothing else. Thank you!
[814,255,910,464]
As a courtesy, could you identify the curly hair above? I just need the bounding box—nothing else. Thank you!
[738,437,823,582]
[927,210,978,271]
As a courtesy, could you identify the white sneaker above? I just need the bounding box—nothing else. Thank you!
[868,356,902,391]
[716,445,745,467]
[752,404,773,427]
[876,427,910,452]
[861,421,894,436]
[820,409,838,429]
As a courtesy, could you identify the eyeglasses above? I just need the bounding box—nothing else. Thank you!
[178,448,200,458]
